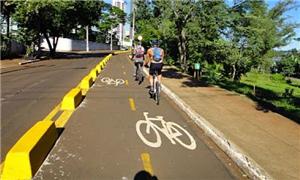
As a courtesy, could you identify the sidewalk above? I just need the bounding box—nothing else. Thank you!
[161,66,300,180]
[0,59,26,69]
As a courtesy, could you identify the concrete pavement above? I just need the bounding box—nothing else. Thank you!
[34,54,240,179]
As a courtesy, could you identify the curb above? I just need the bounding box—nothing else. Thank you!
[143,67,272,180]
[19,59,43,65]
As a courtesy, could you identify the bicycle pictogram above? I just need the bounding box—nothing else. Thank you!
[136,112,197,150]
[101,77,125,86]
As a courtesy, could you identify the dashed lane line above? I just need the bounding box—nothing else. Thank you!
[141,153,154,176]
[129,98,136,111]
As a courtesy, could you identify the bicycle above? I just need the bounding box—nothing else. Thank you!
[136,112,196,150]
[136,62,144,85]
[152,70,160,105]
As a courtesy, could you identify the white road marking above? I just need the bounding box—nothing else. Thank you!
[101,77,125,86]
[136,112,196,150]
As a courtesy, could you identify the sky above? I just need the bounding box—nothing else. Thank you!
[106,0,299,50]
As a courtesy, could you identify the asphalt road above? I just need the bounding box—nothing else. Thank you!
[0,54,107,161]
[33,54,241,179]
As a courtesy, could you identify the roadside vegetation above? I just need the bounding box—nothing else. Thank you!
[216,71,300,122]
[1,0,126,58]
[133,0,300,122]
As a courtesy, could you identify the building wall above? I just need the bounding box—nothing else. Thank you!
[112,0,125,46]
[41,38,119,51]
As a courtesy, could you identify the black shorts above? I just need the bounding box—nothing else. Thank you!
[134,61,143,67]
[149,63,163,75]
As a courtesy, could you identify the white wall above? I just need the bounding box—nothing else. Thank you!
[41,38,118,51]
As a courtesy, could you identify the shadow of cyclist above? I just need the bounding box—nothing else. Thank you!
[134,170,158,180]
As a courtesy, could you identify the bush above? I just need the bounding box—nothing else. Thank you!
[270,73,285,82]
[204,62,223,83]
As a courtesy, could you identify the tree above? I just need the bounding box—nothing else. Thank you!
[97,3,126,44]
[12,0,104,57]
[0,0,16,56]
[157,0,196,72]
[222,0,298,80]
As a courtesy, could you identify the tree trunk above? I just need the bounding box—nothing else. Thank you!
[43,33,58,57]
[232,64,236,81]
[6,16,11,54]
[181,28,187,72]
[177,40,183,64]
[53,36,59,54]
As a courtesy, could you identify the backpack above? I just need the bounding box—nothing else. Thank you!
[135,46,144,58]
[153,47,162,62]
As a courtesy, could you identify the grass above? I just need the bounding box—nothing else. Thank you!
[240,72,300,97]
[215,72,300,123]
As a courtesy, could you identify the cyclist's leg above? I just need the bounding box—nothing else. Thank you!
[149,63,155,92]
[133,61,138,77]
[157,63,163,84]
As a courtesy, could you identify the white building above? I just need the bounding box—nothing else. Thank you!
[112,0,125,47]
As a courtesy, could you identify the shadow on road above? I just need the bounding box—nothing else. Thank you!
[50,51,111,59]
[162,67,209,88]
[134,170,158,180]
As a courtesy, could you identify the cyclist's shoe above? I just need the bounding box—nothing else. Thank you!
[149,86,154,96]
[138,76,144,85]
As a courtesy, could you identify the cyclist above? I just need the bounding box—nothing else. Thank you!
[132,42,145,81]
[145,40,164,94]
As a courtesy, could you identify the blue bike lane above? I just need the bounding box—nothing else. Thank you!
[34,54,240,179]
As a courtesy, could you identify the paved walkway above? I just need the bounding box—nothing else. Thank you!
[161,66,300,180]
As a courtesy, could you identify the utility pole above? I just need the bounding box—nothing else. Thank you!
[86,26,89,52]
[110,25,113,51]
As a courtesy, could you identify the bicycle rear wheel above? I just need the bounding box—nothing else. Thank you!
[155,81,160,105]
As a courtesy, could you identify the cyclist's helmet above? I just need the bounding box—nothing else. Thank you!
[151,39,160,46]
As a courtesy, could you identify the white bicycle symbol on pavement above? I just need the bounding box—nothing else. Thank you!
[101,77,125,86]
[136,112,197,150]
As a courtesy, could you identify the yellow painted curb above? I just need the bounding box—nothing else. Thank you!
[1,121,58,180]
[61,88,83,110]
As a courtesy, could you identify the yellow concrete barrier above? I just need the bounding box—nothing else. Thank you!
[1,120,58,180]
[96,64,102,73]
[89,68,98,81]
[113,50,130,55]
[61,88,83,110]
[79,75,93,95]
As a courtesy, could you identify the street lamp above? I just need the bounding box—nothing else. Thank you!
[138,35,143,46]
[138,35,143,41]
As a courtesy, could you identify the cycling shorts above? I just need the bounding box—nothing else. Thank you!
[134,61,143,67]
[149,63,163,75]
